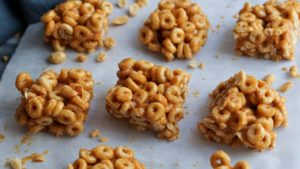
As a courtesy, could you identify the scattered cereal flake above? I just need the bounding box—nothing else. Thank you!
[279,81,293,93]
[136,0,148,7]
[129,3,140,17]
[216,24,221,30]
[6,157,23,169]
[20,134,31,145]
[192,91,200,97]
[104,37,116,50]
[2,55,9,63]
[14,145,20,153]
[282,67,287,71]
[96,52,107,62]
[289,65,298,77]
[263,74,275,85]
[22,151,48,164]
[48,51,66,64]
[233,14,239,19]
[89,129,100,138]
[188,60,198,68]
[76,54,88,63]
[118,0,126,8]
[111,15,129,25]
[99,136,108,142]
[0,133,5,143]
[198,63,205,69]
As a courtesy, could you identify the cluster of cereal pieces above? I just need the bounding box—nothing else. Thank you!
[234,0,300,61]
[15,68,94,136]
[106,58,190,141]
[41,0,113,53]
[198,71,287,151]
[210,150,251,169]
[139,0,210,61]
[68,145,145,169]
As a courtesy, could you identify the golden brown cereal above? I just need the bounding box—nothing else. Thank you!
[68,145,145,169]
[278,81,293,93]
[15,68,94,136]
[0,133,5,143]
[188,60,198,68]
[106,58,190,141]
[76,54,88,62]
[198,71,287,151]
[96,52,107,62]
[289,65,298,77]
[139,0,210,61]
[6,158,23,169]
[199,62,205,69]
[129,3,140,17]
[99,136,108,142]
[111,15,129,25]
[90,129,100,138]
[210,150,251,169]
[233,1,300,61]
[263,74,275,85]
[136,0,148,7]
[48,51,67,64]
[118,0,127,8]
[103,37,116,49]
[41,0,112,53]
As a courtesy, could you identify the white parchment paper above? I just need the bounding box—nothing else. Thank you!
[0,0,300,168]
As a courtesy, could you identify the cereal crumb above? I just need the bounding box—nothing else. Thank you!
[14,145,20,153]
[282,67,287,71]
[192,91,200,97]
[198,63,205,69]
[279,81,293,93]
[96,53,107,62]
[136,0,148,7]
[0,133,5,143]
[89,129,100,138]
[111,15,129,25]
[22,150,48,164]
[48,51,66,64]
[104,37,116,50]
[289,65,298,77]
[118,0,126,8]
[20,134,31,145]
[99,136,108,142]
[129,3,140,17]
[76,54,88,63]
[2,55,9,63]
[188,60,198,68]
[233,14,238,19]
[263,74,275,85]
[6,157,22,169]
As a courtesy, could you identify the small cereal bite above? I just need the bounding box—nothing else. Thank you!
[41,0,113,53]
[139,0,210,61]
[233,0,300,61]
[67,145,145,169]
[198,71,287,151]
[15,68,94,136]
[106,58,190,141]
[210,150,251,169]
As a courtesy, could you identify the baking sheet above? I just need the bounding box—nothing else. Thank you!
[0,0,300,168]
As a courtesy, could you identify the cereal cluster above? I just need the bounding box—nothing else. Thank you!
[233,0,300,61]
[41,0,113,53]
[106,58,190,141]
[210,150,251,169]
[68,145,145,169]
[15,69,94,136]
[198,71,287,151]
[139,0,210,61]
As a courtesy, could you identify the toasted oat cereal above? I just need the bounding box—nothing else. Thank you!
[68,145,145,169]
[289,65,298,77]
[263,74,275,85]
[41,0,112,53]
[111,15,129,25]
[188,60,198,69]
[76,54,88,62]
[233,0,300,61]
[118,0,126,8]
[136,0,148,7]
[129,3,140,17]
[210,150,251,169]
[198,71,287,151]
[103,37,116,49]
[48,51,66,64]
[279,81,293,92]
[106,58,190,141]
[96,52,107,62]
[99,136,108,142]
[90,129,100,138]
[15,69,94,136]
[139,0,210,61]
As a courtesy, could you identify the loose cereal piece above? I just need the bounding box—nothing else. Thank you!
[136,0,148,7]
[0,133,5,143]
[289,65,298,77]
[6,157,22,169]
[198,71,287,151]
[15,69,94,136]
[103,37,116,49]
[2,55,9,63]
[188,60,198,69]
[279,81,293,92]
[68,145,145,169]
[48,51,66,64]
[90,129,100,138]
[22,151,48,164]
[96,52,107,62]
[263,74,275,85]
[99,136,108,142]
[129,3,140,17]
[41,0,112,53]
[76,54,88,62]
[139,0,210,61]
[118,0,126,8]
[210,150,251,169]
[111,15,129,25]
[198,63,205,69]
[106,58,190,141]
[233,1,300,61]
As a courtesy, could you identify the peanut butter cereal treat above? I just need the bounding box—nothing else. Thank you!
[15,68,94,136]
[139,0,210,61]
[198,71,287,151]
[210,150,251,169]
[106,58,190,141]
[233,0,300,61]
[68,145,145,169]
[41,0,113,53]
